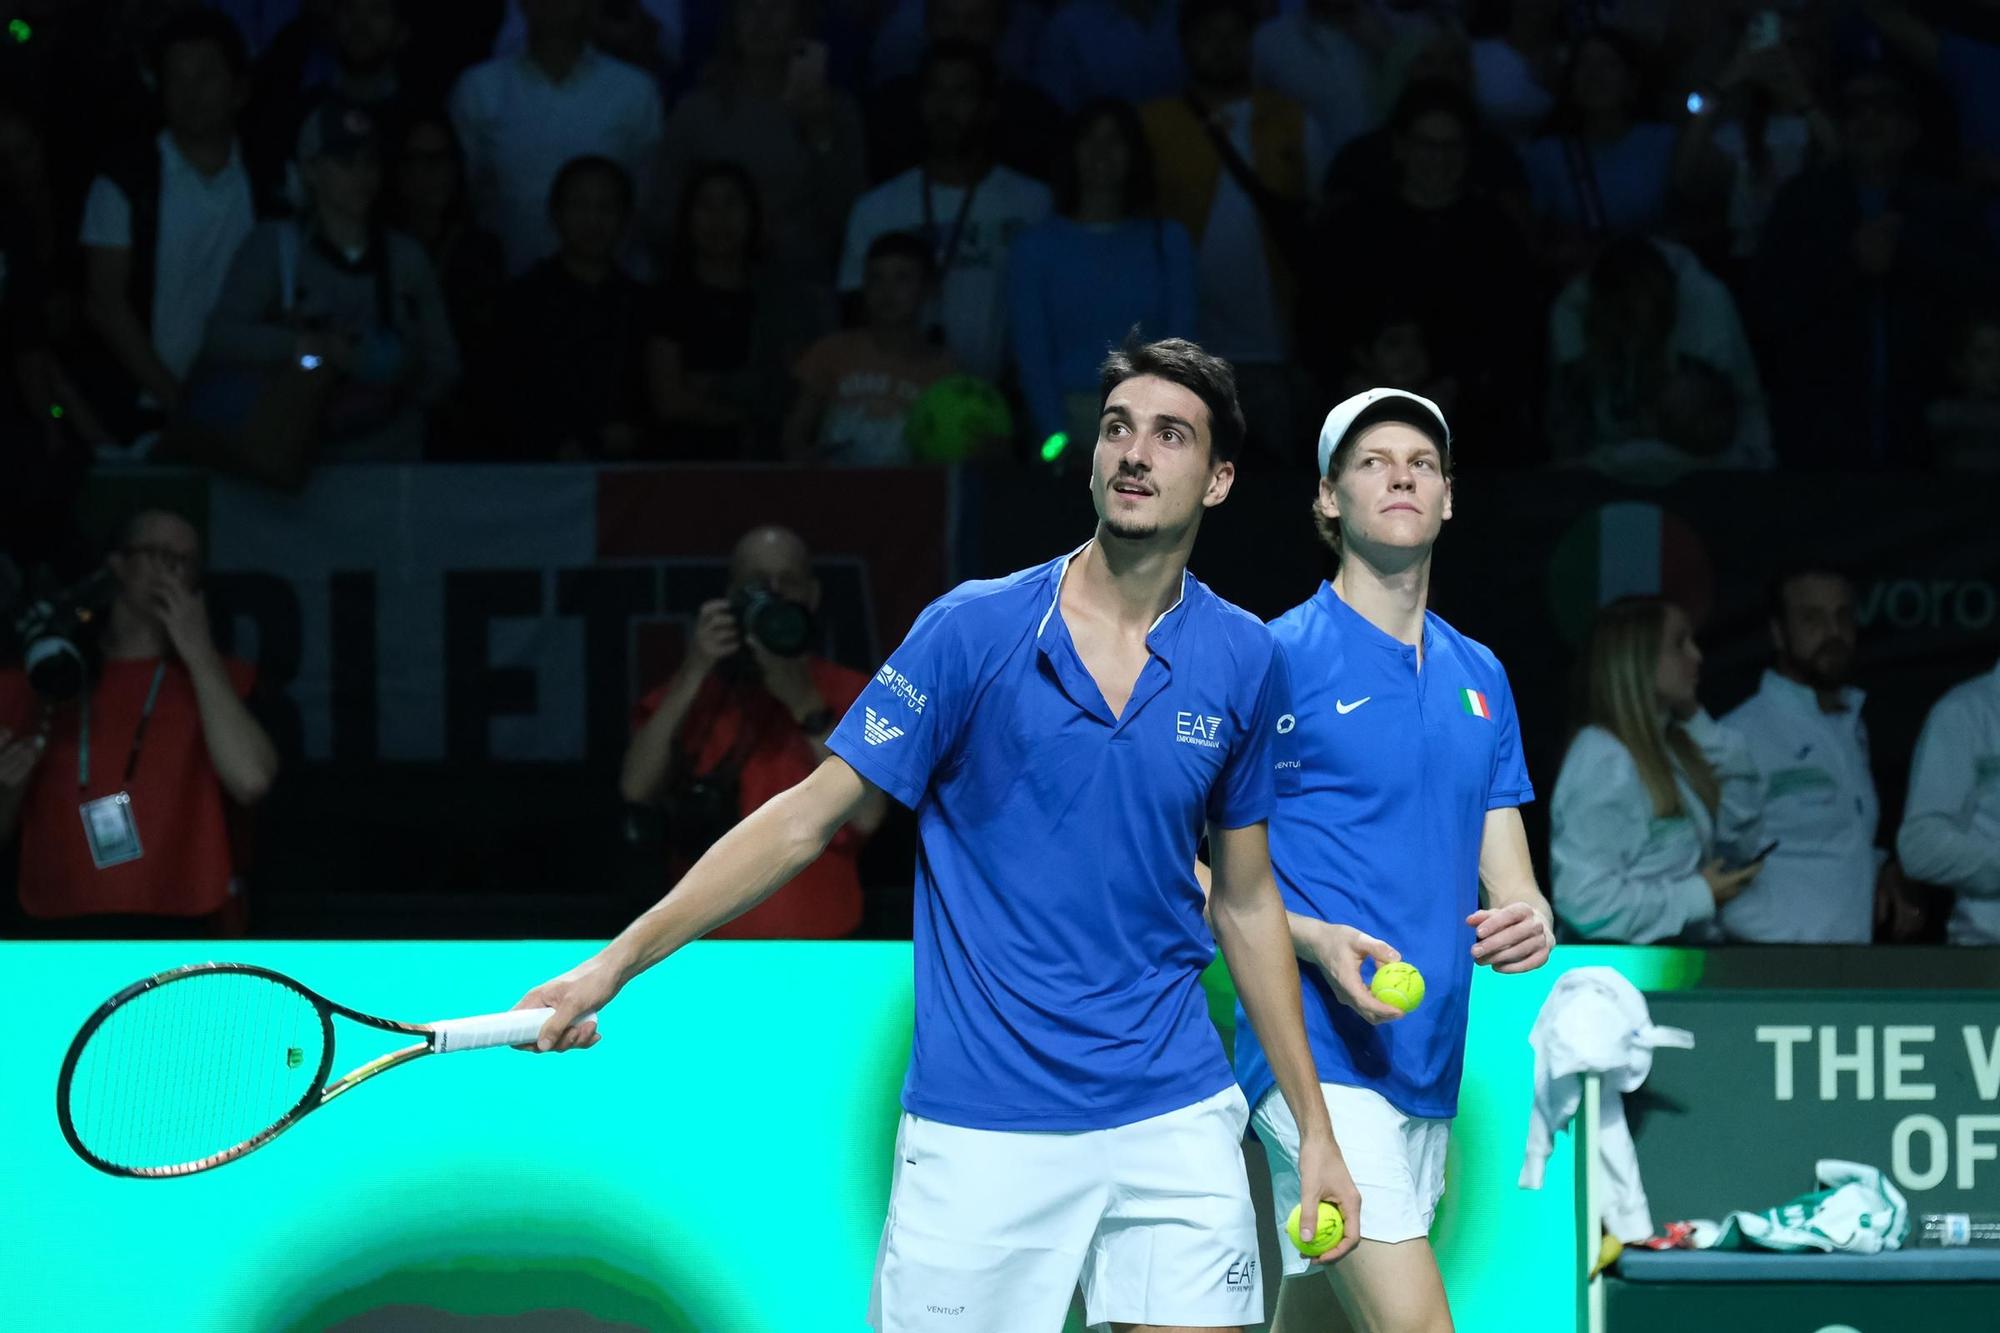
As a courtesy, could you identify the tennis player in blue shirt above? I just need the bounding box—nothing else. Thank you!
[1233,389,1557,1333]
[518,339,1360,1333]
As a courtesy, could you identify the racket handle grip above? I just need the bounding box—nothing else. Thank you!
[430,1008,600,1053]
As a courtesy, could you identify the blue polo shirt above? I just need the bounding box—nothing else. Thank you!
[828,546,1292,1131]
[1233,583,1533,1120]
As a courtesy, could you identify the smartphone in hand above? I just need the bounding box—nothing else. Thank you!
[1729,838,1781,871]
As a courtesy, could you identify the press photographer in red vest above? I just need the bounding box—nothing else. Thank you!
[0,509,278,936]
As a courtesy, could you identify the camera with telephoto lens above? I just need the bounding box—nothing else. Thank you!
[1,559,119,704]
[728,581,814,658]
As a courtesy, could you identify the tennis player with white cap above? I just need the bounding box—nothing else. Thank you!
[1231,388,1557,1332]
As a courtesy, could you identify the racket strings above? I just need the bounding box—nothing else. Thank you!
[63,972,326,1174]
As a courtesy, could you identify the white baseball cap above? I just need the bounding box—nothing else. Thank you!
[1315,388,1452,475]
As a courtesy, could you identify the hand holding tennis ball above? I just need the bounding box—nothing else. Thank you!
[1287,1201,1345,1257]
[1305,922,1409,1024]
[1369,961,1425,1013]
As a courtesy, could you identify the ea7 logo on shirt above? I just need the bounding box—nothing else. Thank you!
[1177,711,1224,749]
[874,666,929,713]
[863,708,906,746]
[1224,1256,1257,1290]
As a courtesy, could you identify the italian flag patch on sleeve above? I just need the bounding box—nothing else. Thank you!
[1459,688,1490,719]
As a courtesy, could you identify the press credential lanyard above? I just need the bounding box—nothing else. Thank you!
[920,170,983,275]
[78,663,167,791]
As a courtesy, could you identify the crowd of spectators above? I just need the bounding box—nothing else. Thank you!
[2,0,1998,945]
[7,0,2000,477]
[1550,576,1999,948]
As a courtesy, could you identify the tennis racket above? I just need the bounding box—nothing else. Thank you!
[57,962,593,1178]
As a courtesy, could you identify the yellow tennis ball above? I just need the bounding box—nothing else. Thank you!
[1286,1201,1345,1257]
[1370,961,1425,1013]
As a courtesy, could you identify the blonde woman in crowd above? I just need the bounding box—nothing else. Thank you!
[1552,596,1767,942]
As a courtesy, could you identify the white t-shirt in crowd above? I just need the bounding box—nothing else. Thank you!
[79,131,256,385]
[837,165,1052,382]
[449,47,665,273]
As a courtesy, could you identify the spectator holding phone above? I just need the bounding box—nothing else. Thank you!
[1719,567,1888,943]
[1551,596,1766,943]
[1674,8,1839,265]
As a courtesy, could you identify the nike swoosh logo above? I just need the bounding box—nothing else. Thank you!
[1335,697,1371,715]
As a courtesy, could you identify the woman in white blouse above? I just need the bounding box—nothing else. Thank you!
[1552,596,1766,943]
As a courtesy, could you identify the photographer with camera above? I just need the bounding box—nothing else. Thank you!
[0,510,278,936]
[620,525,887,938]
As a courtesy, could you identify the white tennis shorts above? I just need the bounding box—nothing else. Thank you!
[1252,1082,1451,1276]
[869,1085,1262,1332]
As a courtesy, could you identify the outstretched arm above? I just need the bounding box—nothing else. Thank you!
[516,755,878,1049]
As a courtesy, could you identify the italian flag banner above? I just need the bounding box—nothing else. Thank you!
[1460,688,1491,719]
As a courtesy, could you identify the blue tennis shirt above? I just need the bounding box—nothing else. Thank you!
[828,546,1292,1131]
[1233,583,1533,1120]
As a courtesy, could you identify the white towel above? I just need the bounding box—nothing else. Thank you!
[1520,967,1694,1243]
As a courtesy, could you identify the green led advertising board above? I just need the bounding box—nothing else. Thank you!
[5,942,1704,1331]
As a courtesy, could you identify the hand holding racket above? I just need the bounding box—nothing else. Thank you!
[510,954,624,1053]
[58,963,597,1178]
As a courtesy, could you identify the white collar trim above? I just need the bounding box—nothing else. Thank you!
[1037,540,1189,639]
[1037,541,1092,638]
